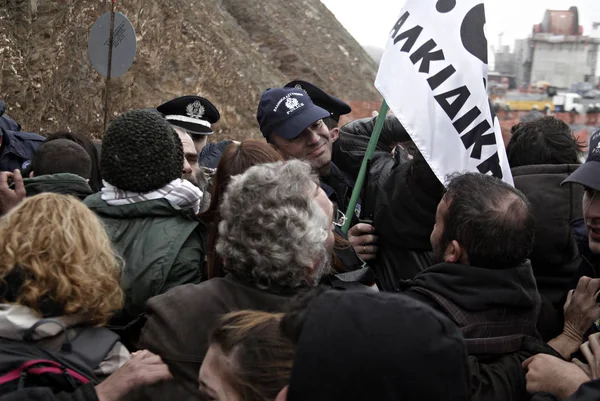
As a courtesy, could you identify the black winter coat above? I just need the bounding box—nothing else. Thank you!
[403,262,560,401]
[512,164,583,308]
[373,157,443,290]
[334,115,410,218]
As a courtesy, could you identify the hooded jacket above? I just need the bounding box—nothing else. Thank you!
[403,262,560,401]
[286,290,471,401]
[512,164,583,308]
[23,174,94,200]
[84,194,206,331]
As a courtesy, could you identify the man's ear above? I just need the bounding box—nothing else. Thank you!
[330,127,340,143]
[275,386,288,401]
[444,240,468,264]
[29,171,34,178]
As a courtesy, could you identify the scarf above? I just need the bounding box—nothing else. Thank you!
[101,178,202,214]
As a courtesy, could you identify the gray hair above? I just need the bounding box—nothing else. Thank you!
[216,160,330,290]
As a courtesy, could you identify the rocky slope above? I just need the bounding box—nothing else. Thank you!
[0,0,379,140]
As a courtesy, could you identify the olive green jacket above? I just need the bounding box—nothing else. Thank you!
[85,193,206,326]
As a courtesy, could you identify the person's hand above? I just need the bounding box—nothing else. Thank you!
[523,354,589,399]
[348,223,379,261]
[580,333,600,379]
[563,277,600,342]
[0,170,25,215]
[371,110,379,118]
[95,350,173,401]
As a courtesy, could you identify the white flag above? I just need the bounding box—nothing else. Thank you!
[374,0,513,185]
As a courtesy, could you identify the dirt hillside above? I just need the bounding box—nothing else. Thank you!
[0,0,379,140]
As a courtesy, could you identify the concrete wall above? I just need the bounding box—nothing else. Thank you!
[531,41,596,88]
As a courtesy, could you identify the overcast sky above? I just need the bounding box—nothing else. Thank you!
[321,0,600,68]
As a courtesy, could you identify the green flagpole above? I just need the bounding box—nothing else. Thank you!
[342,100,389,234]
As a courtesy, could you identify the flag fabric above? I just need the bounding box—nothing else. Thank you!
[374,0,513,185]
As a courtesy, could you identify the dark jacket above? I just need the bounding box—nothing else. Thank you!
[334,115,410,218]
[531,379,600,401]
[403,262,559,401]
[565,380,600,400]
[373,157,442,290]
[0,127,45,172]
[320,162,356,219]
[135,274,298,401]
[512,164,583,308]
[0,101,20,132]
[24,173,94,200]
[84,194,206,330]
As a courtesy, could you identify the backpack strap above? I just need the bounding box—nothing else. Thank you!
[69,327,120,370]
[22,318,120,370]
[22,319,73,352]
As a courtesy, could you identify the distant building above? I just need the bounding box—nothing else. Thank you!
[494,45,516,76]
[514,39,532,87]
[516,7,600,89]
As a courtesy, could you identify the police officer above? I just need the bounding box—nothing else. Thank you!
[156,95,220,155]
[257,86,378,266]
[284,79,352,141]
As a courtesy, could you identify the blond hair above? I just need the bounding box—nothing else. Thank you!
[0,193,123,325]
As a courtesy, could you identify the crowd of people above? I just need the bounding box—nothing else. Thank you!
[1,78,600,401]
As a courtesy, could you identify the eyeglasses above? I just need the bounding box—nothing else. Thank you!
[333,209,347,228]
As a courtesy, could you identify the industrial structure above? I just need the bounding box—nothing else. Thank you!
[498,7,600,89]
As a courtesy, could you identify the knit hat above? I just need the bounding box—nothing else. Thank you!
[286,291,471,401]
[101,109,183,193]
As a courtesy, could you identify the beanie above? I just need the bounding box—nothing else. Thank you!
[101,109,183,192]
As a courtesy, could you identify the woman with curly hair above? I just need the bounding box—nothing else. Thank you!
[0,193,128,377]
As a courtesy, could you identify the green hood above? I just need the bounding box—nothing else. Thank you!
[24,173,94,200]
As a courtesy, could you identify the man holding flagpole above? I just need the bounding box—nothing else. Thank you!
[256,86,379,264]
[369,1,560,401]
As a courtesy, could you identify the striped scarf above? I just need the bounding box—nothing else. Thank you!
[101,178,202,214]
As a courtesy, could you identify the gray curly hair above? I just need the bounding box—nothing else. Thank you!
[216,159,330,290]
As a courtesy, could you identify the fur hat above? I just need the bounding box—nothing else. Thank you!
[101,109,183,192]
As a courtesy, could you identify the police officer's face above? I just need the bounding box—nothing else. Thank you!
[175,128,202,188]
[271,120,332,175]
[583,187,600,254]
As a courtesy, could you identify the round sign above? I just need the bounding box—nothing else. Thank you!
[88,11,137,78]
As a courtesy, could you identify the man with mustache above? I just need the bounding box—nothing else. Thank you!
[157,96,220,155]
[173,126,211,213]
